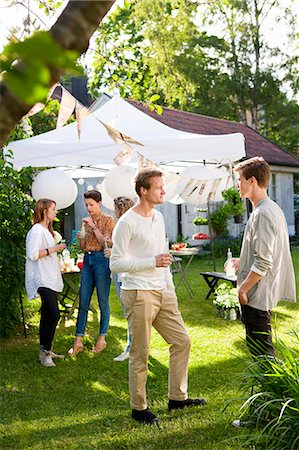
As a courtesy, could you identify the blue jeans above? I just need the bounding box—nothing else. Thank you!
[76,251,111,336]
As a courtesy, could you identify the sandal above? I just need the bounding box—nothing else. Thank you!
[68,343,83,356]
[92,341,107,353]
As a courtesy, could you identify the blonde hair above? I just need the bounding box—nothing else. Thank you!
[135,169,163,197]
[114,196,135,218]
[33,199,56,237]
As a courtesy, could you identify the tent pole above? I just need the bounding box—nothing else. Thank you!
[207,200,216,271]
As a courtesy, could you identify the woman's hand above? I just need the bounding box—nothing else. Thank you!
[55,243,67,253]
[83,217,94,228]
[103,248,112,258]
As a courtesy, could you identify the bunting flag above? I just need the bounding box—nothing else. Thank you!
[56,88,76,128]
[47,82,59,102]
[136,152,145,171]
[113,143,134,165]
[23,102,45,118]
[75,102,91,140]
[98,119,143,146]
[22,83,59,119]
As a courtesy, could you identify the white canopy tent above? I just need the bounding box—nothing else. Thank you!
[5,95,245,170]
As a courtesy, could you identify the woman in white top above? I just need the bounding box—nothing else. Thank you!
[25,199,66,367]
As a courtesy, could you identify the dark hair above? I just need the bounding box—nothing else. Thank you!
[84,190,102,202]
[135,168,163,197]
[33,198,56,237]
[114,196,135,218]
[234,157,270,188]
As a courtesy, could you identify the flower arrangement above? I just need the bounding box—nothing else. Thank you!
[213,283,239,310]
[192,232,210,240]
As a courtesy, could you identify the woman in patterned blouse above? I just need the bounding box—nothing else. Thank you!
[68,190,115,356]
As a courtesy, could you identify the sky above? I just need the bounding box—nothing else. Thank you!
[1,0,298,99]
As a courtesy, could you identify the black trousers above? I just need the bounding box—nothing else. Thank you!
[38,287,60,351]
[240,304,275,357]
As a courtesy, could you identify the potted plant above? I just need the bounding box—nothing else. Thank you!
[222,187,244,223]
[213,283,239,320]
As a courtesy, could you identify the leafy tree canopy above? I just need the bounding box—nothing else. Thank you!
[90,0,299,154]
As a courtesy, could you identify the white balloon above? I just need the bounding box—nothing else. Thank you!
[105,165,136,200]
[31,169,78,210]
[163,172,182,202]
[97,181,115,211]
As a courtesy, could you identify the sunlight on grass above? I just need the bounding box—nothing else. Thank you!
[1,253,298,449]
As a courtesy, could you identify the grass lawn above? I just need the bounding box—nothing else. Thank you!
[1,249,298,449]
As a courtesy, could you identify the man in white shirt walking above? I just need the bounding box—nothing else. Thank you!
[110,168,207,425]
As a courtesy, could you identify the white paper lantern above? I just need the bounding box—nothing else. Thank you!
[105,165,137,200]
[163,172,182,202]
[31,169,78,210]
[97,181,115,211]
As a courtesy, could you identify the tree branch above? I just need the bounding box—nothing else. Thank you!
[0,0,115,148]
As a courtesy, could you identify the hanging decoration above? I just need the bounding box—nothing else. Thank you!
[56,88,76,128]
[96,182,115,211]
[113,143,134,166]
[104,165,137,200]
[31,168,78,210]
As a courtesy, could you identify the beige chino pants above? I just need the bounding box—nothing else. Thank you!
[121,286,191,411]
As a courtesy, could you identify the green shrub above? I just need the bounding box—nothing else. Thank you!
[0,154,34,337]
[203,237,242,257]
[236,331,299,449]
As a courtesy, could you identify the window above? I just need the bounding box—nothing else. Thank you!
[269,173,277,202]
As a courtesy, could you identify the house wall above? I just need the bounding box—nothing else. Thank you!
[269,168,295,235]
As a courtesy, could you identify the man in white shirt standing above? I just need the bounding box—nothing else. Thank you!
[110,168,207,425]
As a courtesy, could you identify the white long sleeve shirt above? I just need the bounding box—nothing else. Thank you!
[110,209,173,290]
[25,223,63,299]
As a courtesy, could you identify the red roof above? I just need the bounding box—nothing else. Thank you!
[127,99,299,168]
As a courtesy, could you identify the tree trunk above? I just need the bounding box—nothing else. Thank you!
[0,0,115,148]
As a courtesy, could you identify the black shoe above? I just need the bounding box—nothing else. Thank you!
[132,408,159,425]
[168,397,207,411]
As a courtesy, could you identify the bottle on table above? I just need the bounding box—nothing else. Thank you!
[225,248,236,277]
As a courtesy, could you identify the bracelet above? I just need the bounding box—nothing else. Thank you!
[45,248,50,256]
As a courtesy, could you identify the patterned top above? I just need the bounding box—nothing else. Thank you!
[83,211,115,252]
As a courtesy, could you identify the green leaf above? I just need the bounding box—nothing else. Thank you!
[150,94,160,102]
[154,104,163,115]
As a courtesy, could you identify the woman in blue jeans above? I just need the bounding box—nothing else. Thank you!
[68,190,115,356]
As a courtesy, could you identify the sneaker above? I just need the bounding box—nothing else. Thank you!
[132,408,159,425]
[168,397,207,411]
[113,351,130,362]
[232,419,249,428]
[40,350,56,367]
[48,350,65,359]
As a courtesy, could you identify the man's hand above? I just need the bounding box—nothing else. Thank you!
[155,253,173,268]
[238,287,248,305]
[224,257,240,272]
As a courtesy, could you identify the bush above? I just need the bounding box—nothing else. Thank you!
[203,236,242,258]
[0,154,34,337]
[236,331,299,449]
